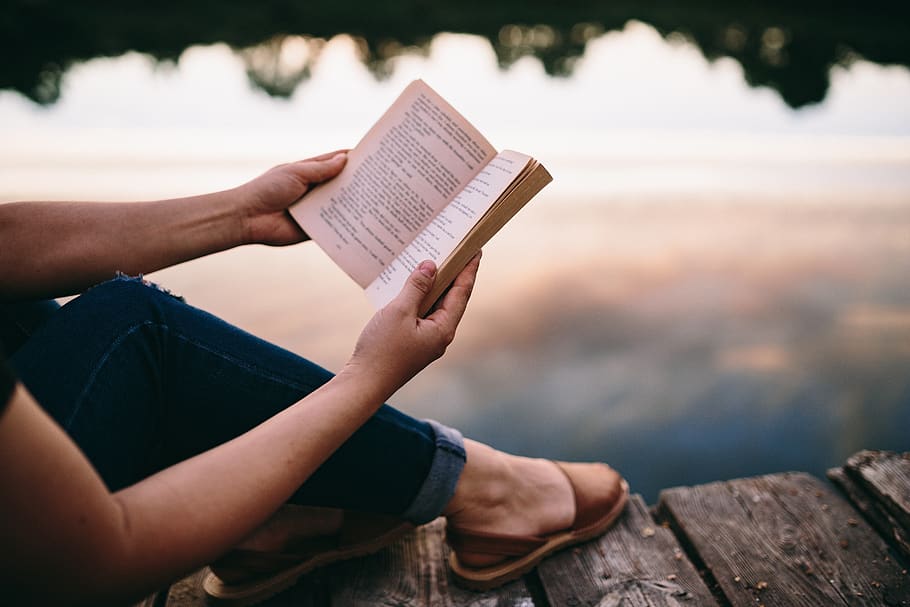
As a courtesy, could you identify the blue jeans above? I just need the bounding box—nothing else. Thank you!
[3,276,466,524]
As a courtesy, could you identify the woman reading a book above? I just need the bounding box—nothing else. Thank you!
[0,151,627,606]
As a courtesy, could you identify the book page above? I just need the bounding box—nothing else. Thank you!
[289,80,497,287]
[365,150,531,309]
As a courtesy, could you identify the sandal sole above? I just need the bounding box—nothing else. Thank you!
[449,479,629,590]
[203,521,413,606]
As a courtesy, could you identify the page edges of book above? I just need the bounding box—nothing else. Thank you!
[364,150,536,310]
[418,159,553,315]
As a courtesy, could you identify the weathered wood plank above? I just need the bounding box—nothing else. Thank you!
[828,466,910,562]
[536,494,719,606]
[327,517,535,606]
[658,472,910,606]
[164,569,206,606]
[845,451,910,536]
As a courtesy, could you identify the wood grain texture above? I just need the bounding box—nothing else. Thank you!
[846,451,910,536]
[536,494,718,606]
[152,454,910,606]
[829,465,910,562]
[658,472,910,606]
[164,569,206,607]
[327,517,535,606]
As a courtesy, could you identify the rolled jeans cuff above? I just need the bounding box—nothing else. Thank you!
[400,419,466,525]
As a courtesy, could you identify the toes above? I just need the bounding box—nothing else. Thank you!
[554,462,625,529]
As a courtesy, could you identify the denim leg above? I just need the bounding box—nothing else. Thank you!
[401,420,466,524]
[0,299,61,353]
[9,276,465,524]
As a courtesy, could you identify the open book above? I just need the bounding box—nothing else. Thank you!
[289,79,552,315]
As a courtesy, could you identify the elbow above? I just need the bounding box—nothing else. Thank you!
[52,498,154,606]
[5,504,143,607]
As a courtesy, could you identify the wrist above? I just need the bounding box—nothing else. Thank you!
[337,359,401,404]
[224,185,257,246]
[180,188,248,251]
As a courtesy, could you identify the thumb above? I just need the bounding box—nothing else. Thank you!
[393,261,437,315]
[292,152,347,185]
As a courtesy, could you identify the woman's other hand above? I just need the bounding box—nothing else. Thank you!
[237,151,347,246]
[344,252,482,399]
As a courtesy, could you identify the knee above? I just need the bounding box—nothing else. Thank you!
[73,275,186,332]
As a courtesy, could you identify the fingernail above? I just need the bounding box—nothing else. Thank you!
[418,260,436,277]
[332,152,347,161]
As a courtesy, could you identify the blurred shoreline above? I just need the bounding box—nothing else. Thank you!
[4,126,910,203]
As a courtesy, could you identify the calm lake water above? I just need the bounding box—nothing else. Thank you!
[2,4,909,501]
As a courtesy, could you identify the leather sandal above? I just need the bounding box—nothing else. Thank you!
[446,462,629,590]
[203,511,413,606]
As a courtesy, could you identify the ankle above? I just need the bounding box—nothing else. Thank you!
[443,441,576,536]
[444,440,513,521]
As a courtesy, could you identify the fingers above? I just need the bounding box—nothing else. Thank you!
[302,148,351,162]
[289,152,348,185]
[392,261,438,316]
[427,251,481,327]
[347,254,480,393]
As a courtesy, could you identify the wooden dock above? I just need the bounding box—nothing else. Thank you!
[151,450,910,606]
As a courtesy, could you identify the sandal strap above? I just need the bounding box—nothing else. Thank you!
[445,525,548,557]
[554,461,623,530]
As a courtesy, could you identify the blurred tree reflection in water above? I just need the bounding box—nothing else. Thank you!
[2,0,908,108]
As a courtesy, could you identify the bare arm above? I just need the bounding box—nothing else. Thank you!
[0,254,480,606]
[0,151,347,300]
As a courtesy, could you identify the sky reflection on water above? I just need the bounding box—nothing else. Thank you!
[2,24,909,501]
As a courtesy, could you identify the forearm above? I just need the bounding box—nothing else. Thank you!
[0,191,247,300]
[110,368,392,596]
[0,153,348,300]
[0,369,393,606]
